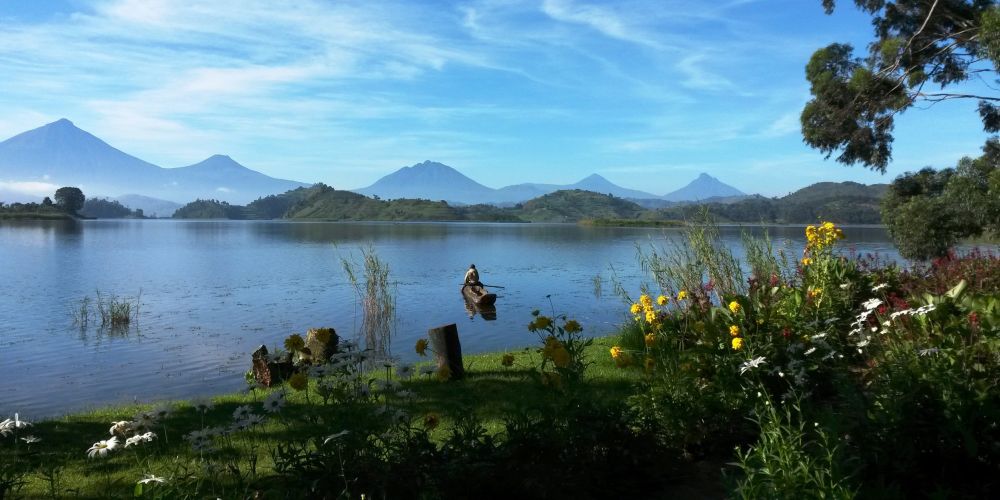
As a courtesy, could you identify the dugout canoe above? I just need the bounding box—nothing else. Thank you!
[461,284,497,306]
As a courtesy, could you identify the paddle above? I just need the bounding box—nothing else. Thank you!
[461,283,506,289]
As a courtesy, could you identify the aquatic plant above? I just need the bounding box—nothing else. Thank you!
[340,245,396,357]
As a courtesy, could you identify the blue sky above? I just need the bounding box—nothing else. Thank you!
[0,0,992,196]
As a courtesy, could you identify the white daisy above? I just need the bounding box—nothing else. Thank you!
[323,430,350,445]
[263,391,287,413]
[395,363,415,379]
[739,356,767,375]
[232,405,253,421]
[804,347,817,356]
[871,283,889,292]
[0,414,31,437]
[138,474,166,485]
[20,435,40,444]
[109,420,133,436]
[862,298,883,311]
[87,436,119,458]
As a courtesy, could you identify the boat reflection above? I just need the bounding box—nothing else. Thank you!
[463,296,497,321]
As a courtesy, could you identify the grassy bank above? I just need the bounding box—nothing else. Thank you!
[0,212,72,220]
[578,218,685,228]
[2,337,680,499]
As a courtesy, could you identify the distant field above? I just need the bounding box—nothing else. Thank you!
[579,218,685,227]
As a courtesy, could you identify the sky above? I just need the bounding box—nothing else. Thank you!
[0,0,993,196]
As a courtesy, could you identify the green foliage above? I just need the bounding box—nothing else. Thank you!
[734,397,854,500]
[516,189,645,222]
[0,201,70,220]
[172,199,245,219]
[802,0,1000,172]
[79,197,143,219]
[527,311,592,389]
[881,144,999,259]
[54,186,85,214]
[805,1,999,171]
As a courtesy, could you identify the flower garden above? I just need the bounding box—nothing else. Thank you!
[1,222,998,498]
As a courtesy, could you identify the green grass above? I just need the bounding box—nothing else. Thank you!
[1,337,640,498]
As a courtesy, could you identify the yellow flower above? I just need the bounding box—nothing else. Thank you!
[551,347,571,368]
[640,294,653,308]
[610,345,624,360]
[676,290,687,301]
[288,372,308,392]
[501,353,515,367]
[435,364,451,381]
[530,315,552,331]
[728,301,741,314]
[644,333,657,348]
[415,338,429,356]
[629,303,642,315]
[807,287,823,300]
[801,257,813,266]
[564,319,582,333]
[423,413,440,430]
[644,309,658,324]
[729,325,740,337]
[644,356,655,374]
[656,295,668,306]
[731,337,744,351]
[284,334,305,352]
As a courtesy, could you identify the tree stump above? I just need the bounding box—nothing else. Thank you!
[428,323,465,381]
[305,327,339,364]
[251,345,293,388]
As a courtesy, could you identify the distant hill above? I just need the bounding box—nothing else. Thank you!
[0,119,309,204]
[172,180,888,224]
[80,198,143,218]
[662,173,745,202]
[115,194,182,218]
[653,181,888,224]
[516,190,647,222]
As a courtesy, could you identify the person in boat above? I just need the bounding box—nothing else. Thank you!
[464,264,482,288]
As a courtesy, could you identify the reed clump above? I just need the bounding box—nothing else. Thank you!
[340,245,395,356]
[72,290,141,331]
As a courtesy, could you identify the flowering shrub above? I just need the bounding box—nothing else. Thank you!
[528,310,591,388]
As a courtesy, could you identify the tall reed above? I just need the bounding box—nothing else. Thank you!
[91,290,141,330]
[340,245,396,356]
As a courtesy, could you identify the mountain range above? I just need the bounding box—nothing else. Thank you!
[0,119,307,205]
[354,160,744,205]
[0,119,745,208]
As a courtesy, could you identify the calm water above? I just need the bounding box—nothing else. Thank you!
[1,220,901,418]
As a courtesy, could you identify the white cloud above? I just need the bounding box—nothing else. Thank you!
[0,180,61,196]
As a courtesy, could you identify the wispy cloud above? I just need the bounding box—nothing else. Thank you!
[0,0,983,194]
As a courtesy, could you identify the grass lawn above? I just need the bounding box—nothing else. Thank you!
[2,337,668,498]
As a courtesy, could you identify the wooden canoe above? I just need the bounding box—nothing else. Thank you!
[461,284,497,306]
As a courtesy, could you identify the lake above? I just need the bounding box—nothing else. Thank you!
[1,220,904,417]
